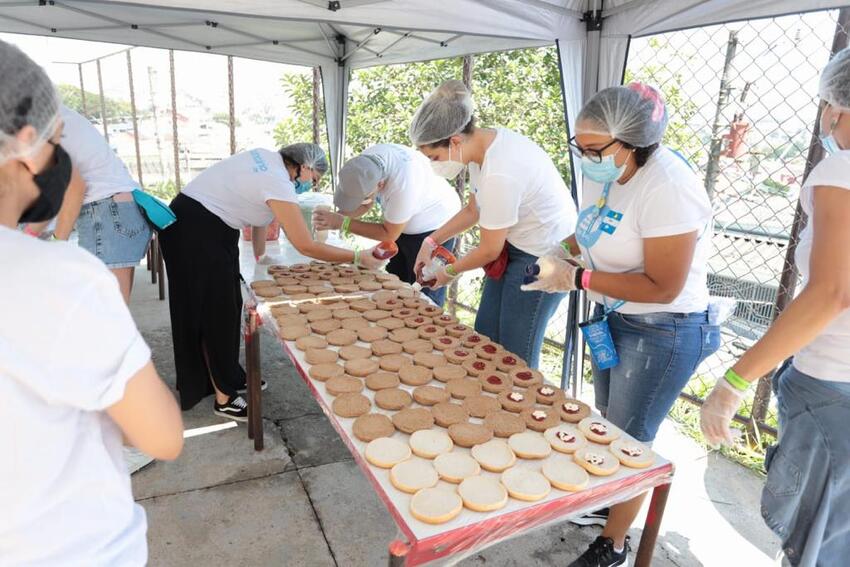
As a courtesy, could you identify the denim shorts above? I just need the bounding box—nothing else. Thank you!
[762,363,850,566]
[591,306,720,443]
[76,195,152,268]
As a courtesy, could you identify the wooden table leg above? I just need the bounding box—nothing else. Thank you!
[634,482,672,567]
[245,309,264,451]
[156,236,166,300]
[150,234,158,285]
[388,540,409,567]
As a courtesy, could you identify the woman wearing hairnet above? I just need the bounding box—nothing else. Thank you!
[409,80,577,369]
[312,143,461,305]
[0,40,183,564]
[700,48,850,566]
[525,83,719,567]
[159,143,384,421]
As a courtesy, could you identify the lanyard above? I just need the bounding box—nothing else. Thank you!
[579,182,626,316]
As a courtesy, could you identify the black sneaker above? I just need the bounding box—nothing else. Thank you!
[237,380,267,394]
[571,507,610,527]
[568,536,630,567]
[214,395,249,422]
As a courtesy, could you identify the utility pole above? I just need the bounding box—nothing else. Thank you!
[147,66,165,177]
[704,30,739,200]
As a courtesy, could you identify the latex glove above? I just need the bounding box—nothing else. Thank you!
[549,240,575,260]
[700,377,747,448]
[312,209,343,231]
[428,266,457,290]
[356,246,387,271]
[256,254,280,265]
[521,256,579,293]
[414,237,437,278]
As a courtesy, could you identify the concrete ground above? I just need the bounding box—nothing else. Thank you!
[129,266,781,567]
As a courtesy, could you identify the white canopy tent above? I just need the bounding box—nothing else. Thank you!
[0,0,846,187]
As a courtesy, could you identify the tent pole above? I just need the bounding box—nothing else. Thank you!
[96,58,109,144]
[78,63,88,119]
[169,49,181,189]
[126,50,144,188]
[228,56,237,155]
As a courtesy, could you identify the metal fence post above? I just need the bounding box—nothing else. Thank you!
[228,55,237,156]
[126,49,144,187]
[312,66,321,145]
[96,58,109,144]
[703,31,738,200]
[169,49,181,189]
[78,63,87,118]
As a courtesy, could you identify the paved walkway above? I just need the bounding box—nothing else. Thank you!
[129,265,780,566]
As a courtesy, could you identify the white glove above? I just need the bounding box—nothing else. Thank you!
[312,209,343,231]
[548,240,574,260]
[521,256,580,293]
[256,254,281,265]
[414,237,437,279]
[699,377,747,448]
[356,246,387,271]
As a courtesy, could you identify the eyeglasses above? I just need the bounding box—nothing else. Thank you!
[568,136,624,164]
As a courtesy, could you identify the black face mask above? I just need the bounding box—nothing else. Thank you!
[19,142,72,224]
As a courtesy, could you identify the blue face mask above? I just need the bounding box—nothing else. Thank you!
[580,153,627,184]
[821,134,841,155]
[294,178,312,194]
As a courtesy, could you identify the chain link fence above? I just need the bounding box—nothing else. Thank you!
[445,8,846,454]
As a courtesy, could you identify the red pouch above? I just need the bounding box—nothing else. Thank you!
[483,243,509,280]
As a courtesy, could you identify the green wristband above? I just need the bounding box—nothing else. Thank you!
[560,241,573,257]
[352,247,361,267]
[724,368,750,392]
[445,264,458,277]
[341,216,352,237]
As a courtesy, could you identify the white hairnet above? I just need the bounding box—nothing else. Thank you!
[280,142,329,175]
[335,154,385,212]
[819,46,850,111]
[0,40,60,166]
[409,79,474,146]
[576,82,668,147]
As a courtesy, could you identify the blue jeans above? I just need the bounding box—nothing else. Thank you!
[76,195,151,268]
[762,363,850,567]
[592,306,720,442]
[475,244,565,369]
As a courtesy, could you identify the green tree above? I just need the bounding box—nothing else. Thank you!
[212,111,240,127]
[56,84,132,122]
[624,38,703,164]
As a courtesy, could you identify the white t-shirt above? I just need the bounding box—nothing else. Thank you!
[368,144,461,235]
[577,147,713,315]
[181,148,298,230]
[468,128,576,257]
[0,227,150,565]
[793,151,850,381]
[60,106,140,204]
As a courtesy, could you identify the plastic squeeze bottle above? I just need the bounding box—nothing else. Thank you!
[372,240,399,260]
[420,246,457,285]
[313,205,331,243]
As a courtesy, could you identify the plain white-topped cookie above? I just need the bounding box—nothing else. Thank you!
[500,466,551,501]
[409,429,454,459]
[508,431,552,459]
[542,454,590,491]
[365,437,411,469]
[458,475,508,512]
[390,458,439,494]
[410,487,463,524]
[434,452,481,483]
[470,439,516,472]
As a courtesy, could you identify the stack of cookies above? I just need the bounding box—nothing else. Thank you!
[254,262,655,527]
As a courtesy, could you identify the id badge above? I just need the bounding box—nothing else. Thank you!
[579,315,619,370]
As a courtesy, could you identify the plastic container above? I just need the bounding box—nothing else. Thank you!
[373,240,399,260]
[420,245,457,284]
[313,205,331,243]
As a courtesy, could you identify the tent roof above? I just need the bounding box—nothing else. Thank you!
[1,1,845,69]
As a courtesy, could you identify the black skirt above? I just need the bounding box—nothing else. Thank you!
[158,193,246,410]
